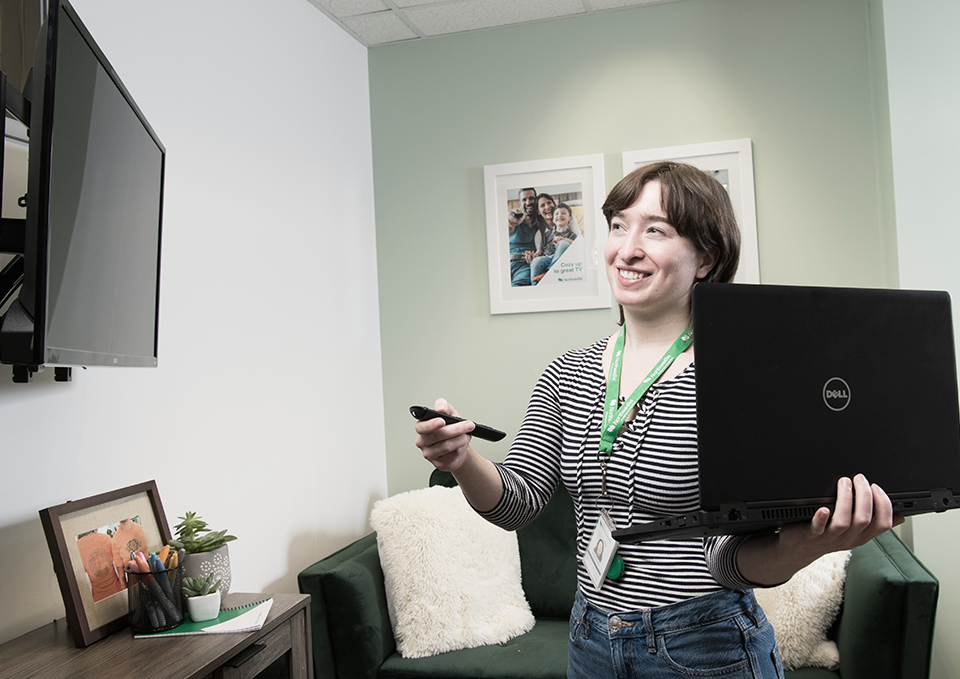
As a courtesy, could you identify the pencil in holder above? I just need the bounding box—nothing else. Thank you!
[127,563,184,633]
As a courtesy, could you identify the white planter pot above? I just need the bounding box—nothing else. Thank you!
[186,591,221,622]
[181,544,232,599]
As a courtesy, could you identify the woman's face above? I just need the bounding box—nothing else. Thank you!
[538,196,555,220]
[604,180,716,318]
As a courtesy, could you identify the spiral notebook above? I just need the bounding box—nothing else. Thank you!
[134,598,273,638]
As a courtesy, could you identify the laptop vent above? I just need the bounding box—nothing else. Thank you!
[761,506,818,521]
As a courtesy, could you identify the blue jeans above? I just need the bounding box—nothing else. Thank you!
[568,589,784,679]
[531,240,573,281]
[510,259,532,286]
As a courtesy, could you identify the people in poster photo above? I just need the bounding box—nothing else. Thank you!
[507,186,584,287]
[535,192,582,238]
[532,203,578,284]
[507,187,540,287]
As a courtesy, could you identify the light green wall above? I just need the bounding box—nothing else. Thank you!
[369,0,896,495]
[883,1,960,676]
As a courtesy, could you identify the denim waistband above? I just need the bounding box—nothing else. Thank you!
[575,588,764,640]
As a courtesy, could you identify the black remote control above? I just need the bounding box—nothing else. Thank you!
[409,406,507,442]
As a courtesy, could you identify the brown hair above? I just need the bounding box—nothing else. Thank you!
[602,161,740,284]
[534,193,556,232]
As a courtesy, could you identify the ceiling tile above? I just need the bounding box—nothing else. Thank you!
[588,0,676,10]
[342,11,419,44]
[406,0,586,37]
[309,0,389,17]
[305,0,688,47]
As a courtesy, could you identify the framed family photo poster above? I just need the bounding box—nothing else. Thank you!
[38,480,172,647]
[484,154,610,315]
[621,139,761,284]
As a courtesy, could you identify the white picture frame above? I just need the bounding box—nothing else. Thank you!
[621,139,760,284]
[484,154,610,315]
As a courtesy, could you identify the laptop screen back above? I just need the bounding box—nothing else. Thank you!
[693,283,960,511]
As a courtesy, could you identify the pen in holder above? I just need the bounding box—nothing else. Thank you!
[127,562,184,633]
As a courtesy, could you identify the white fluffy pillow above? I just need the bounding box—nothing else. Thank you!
[754,550,851,671]
[370,486,535,659]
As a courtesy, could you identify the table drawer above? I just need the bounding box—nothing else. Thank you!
[216,619,292,679]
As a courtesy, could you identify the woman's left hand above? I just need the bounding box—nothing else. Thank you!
[737,474,904,586]
[779,474,903,556]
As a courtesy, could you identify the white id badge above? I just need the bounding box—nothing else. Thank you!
[584,510,619,591]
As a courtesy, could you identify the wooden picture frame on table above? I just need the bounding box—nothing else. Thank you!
[38,480,172,647]
[622,139,761,284]
[484,154,610,314]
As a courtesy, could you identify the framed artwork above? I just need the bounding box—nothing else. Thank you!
[484,154,610,314]
[38,480,172,647]
[621,139,761,284]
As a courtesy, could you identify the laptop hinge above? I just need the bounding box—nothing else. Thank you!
[719,502,749,523]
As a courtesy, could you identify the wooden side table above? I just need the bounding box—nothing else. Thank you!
[0,593,311,679]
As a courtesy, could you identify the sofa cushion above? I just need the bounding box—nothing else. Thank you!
[378,618,570,679]
[754,551,850,671]
[297,533,396,679]
[429,470,578,620]
[781,669,838,679]
[371,485,535,659]
[836,531,939,678]
[515,483,578,619]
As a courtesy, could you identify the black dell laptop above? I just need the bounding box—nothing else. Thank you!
[612,283,960,543]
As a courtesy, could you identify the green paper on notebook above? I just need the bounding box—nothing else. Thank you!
[134,598,273,638]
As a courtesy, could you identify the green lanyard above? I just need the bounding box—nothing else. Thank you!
[598,326,693,495]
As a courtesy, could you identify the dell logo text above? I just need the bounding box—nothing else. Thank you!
[823,377,851,412]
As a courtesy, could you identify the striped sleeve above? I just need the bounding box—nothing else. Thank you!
[477,350,572,531]
[703,534,758,590]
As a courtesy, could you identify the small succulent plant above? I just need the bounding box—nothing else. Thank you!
[169,511,237,555]
[183,572,222,598]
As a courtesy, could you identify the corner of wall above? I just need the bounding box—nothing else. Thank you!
[866,0,900,289]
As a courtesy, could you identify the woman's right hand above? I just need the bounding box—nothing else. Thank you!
[414,398,477,472]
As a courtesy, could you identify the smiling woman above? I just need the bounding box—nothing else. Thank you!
[417,160,900,679]
[421,160,763,674]
[604,182,716,325]
[601,162,739,326]
[604,163,740,280]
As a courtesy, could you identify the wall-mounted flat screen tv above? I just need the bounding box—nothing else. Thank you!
[0,0,165,381]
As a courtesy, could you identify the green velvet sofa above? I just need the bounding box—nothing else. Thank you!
[298,471,939,679]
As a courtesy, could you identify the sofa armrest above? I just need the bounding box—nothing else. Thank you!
[836,531,939,679]
[298,533,395,679]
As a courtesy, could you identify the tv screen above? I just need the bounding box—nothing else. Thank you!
[0,0,165,378]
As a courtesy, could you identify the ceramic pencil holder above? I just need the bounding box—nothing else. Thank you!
[127,563,184,633]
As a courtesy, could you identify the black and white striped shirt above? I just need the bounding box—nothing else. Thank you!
[479,337,754,612]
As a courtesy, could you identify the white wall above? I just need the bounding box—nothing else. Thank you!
[883,0,960,677]
[0,0,386,644]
